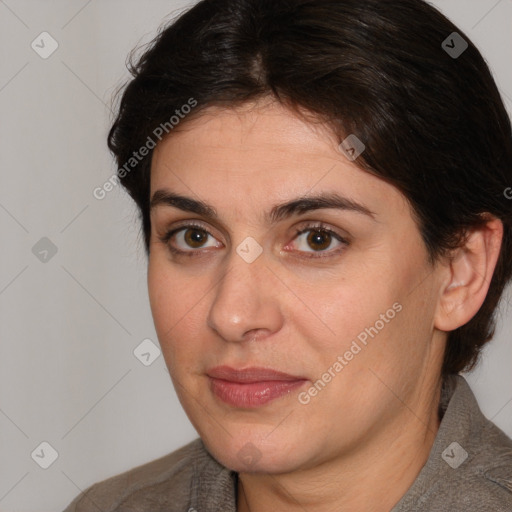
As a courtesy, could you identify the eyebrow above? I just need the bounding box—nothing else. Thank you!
[149,189,376,223]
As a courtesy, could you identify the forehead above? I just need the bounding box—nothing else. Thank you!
[149,100,411,221]
[152,100,338,167]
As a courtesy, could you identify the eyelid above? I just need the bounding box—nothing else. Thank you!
[293,220,349,240]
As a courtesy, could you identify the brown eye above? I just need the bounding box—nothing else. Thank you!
[306,229,332,251]
[290,224,349,258]
[161,223,223,255]
[184,228,209,248]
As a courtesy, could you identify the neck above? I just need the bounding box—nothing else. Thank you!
[237,382,442,512]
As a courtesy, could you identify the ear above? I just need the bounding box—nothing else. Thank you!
[434,216,503,332]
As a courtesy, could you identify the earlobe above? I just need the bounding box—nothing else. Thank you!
[434,217,503,332]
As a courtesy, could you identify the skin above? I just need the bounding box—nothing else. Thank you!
[147,98,503,512]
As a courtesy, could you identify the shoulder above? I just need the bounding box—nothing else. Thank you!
[395,376,512,512]
[459,380,512,504]
[62,438,209,512]
[440,442,512,511]
[430,380,512,510]
[465,419,512,507]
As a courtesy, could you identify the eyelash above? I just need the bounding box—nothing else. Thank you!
[158,221,349,259]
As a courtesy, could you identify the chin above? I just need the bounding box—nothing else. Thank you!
[199,427,308,474]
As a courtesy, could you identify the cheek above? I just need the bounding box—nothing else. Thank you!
[147,254,227,382]
[147,258,200,351]
[147,259,173,334]
[311,270,397,346]
[148,253,205,325]
[303,247,429,377]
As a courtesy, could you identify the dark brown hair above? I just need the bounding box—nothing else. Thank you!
[107,0,512,375]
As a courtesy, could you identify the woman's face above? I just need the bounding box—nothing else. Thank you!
[148,100,446,473]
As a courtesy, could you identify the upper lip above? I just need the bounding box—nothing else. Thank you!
[207,366,305,383]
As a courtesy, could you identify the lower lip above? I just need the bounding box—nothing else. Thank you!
[209,377,307,408]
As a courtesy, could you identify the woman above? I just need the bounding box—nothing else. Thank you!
[64,0,512,510]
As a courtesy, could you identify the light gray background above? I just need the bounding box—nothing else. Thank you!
[0,1,511,511]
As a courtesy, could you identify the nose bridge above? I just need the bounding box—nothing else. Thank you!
[207,245,283,342]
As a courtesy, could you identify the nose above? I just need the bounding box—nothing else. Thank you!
[207,247,284,343]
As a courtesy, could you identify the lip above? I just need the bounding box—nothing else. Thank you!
[207,366,307,408]
[207,366,304,382]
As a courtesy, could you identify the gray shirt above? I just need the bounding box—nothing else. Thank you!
[63,375,512,511]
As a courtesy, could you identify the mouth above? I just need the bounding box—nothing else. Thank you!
[207,366,308,408]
